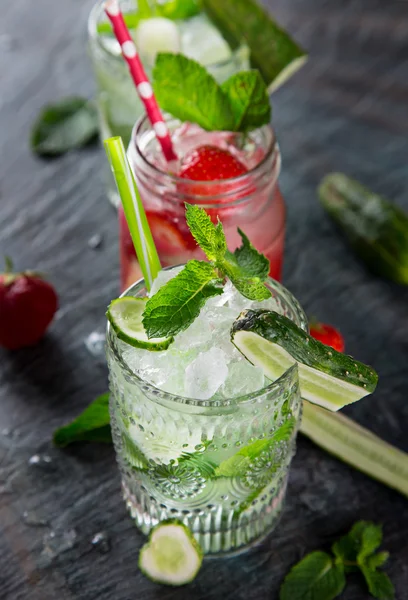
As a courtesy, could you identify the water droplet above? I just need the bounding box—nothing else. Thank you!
[84,331,105,357]
[39,529,77,567]
[345,370,350,376]
[22,510,49,527]
[327,351,333,357]
[235,441,242,447]
[88,233,103,249]
[28,454,54,471]
[91,531,110,554]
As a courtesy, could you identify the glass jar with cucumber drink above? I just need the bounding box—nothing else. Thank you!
[104,138,379,578]
[88,0,307,205]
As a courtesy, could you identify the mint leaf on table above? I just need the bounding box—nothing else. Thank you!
[360,567,395,600]
[152,53,270,133]
[202,0,307,93]
[153,53,235,132]
[221,71,271,133]
[185,204,226,261]
[31,97,98,156]
[142,260,223,338]
[280,551,346,600]
[53,393,111,447]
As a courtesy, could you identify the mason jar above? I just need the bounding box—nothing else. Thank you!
[120,115,286,290]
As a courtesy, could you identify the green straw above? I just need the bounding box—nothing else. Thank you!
[104,137,161,290]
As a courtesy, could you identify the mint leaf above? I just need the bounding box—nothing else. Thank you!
[142,260,223,338]
[279,551,346,600]
[31,97,98,156]
[157,0,201,19]
[230,229,270,280]
[332,521,382,567]
[222,266,271,301]
[178,451,217,479]
[202,0,307,93]
[221,71,271,132]
[122,432,149,470]
[153,53,235,132]
[185,204,226,261]
[53,393,111,447]
[215,417,295,477]
[357,523,383,563]
[367,552,389,570]
[360,567,395,600]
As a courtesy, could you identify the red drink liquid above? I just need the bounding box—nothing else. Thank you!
[121,119,285,291]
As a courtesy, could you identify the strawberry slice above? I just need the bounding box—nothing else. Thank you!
[179,145,248,183]
[309,320,345,353]
[178,145,249,223]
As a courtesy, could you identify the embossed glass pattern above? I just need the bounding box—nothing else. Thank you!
[106,273,307,555]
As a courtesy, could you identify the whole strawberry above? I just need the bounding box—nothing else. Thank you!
[309,319,345,353]
[0,258,58,350]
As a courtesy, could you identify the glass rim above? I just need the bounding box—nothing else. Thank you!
[88,0,249,70]
[106,267,307,408]
[130,114,280,191]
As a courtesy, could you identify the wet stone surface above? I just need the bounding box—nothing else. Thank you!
[1,0,408,598]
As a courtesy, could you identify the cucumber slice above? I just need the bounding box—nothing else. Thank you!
[107,297,173,350]
[301,401,408,499]
[139,520,203,586]
[231,310,378,411]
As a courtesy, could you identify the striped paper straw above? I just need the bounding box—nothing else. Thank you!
[104,0,177,162]
[104,137,161,291]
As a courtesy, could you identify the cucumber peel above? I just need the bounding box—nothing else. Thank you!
[139,520,203,586]
[107,297,173,350]
[301,401,408,499]
[231,310,378,411]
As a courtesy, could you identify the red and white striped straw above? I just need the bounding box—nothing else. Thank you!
[104,0,177,162]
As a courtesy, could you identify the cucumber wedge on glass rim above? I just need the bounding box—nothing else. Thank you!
[139,520,203,586]
[107,297,173,350]
[231,309,378,411]
[301,401,408,499]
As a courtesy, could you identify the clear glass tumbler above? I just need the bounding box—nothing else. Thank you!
[120,116,286,290]
[106,271,307,555]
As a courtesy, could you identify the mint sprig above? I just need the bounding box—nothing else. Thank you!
[142,205,271,340]
[280,521,395,600]
[153,53,270,133]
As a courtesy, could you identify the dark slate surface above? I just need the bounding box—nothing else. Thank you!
[1,0,408,598]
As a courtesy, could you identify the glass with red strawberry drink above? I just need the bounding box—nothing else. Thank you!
[121,116,284,290]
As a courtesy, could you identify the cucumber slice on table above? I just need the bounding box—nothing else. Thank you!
[139,520,203,586]
[107,297,173,350]
[231,310,378,411]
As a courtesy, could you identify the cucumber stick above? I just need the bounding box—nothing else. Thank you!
[139,520,203,586]
[319,172,408,284]
[231,309,378,411]
[301,401,408,499]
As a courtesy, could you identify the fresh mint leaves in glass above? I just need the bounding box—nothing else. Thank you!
[121,55,285,289]
[88,0,249,205]
[107,207,307,555]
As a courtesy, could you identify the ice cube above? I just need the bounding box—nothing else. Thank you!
[179,14,231,66]
[134,17,181,65]
[185,348,229,400]
[148,266,184,296]
[220,360,265,398]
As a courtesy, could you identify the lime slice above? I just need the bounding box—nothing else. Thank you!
[107,297,173,350]
[202,0,307,93]
[139,520,203,586]
[134,17,181,65]
[231,310,378,411]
